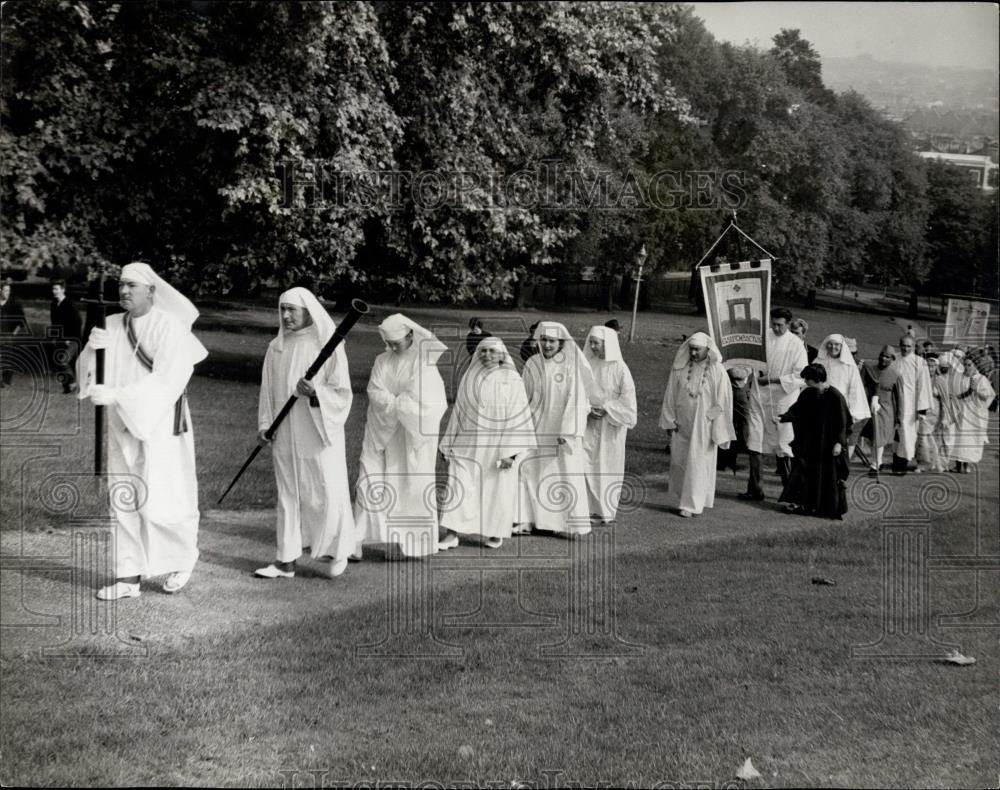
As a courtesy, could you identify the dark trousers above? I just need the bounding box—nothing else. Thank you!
[747,451,791,496]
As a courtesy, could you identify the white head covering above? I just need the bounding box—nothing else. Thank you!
[937,351,954,370]
[584,325,623,363]
[378,313,448,363]
[533,321,594,378]
[817,333,855,366]
[120,262,199,328]
[274,287,336,351]
[671,331,722,370]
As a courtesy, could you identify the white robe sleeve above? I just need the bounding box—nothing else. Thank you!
[915,360,933,413]
[709,363,736,449]
[602,362,638,430]
[659,372,678,430]
[499,373,537,461]
[779,340,809,394]
[365,356,401,451]
[258,346,275,432]
[312,347,353,439]
[847,364,872,421]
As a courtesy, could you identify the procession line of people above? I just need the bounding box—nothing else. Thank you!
[66,266,995,599]
[72,268,642,599]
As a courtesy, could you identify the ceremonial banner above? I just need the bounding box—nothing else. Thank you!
[700,259,771,371]
[944,297,990,344]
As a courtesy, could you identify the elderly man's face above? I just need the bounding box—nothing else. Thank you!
[119,279,154,315]
[825,340,842,359]
[280,303,312,332]
[771,317,789,335]
[688,344,709,363]
[899,337,915,356]
[588,336,606,360]
[478,344,502,367]
[386,332,414,354]
[539,333,561,359]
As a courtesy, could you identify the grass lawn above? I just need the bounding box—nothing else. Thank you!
[2,299,996,787]
[1,516,995,787]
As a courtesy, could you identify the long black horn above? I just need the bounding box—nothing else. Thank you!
[217,298,369,505]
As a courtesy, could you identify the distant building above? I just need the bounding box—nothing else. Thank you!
[918,151,999,191]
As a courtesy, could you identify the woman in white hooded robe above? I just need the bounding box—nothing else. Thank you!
[816,333,871,459]
[439,336,536,547]
[517,321,594,536]
[255,288,355,579]
[582,325,637,523]
[353,314,448,557]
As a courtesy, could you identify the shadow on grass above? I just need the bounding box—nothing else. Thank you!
[1,517,995,787]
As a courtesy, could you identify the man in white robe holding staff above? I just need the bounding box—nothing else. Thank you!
[740,307,807,501]
[582,325,637,523]
[439,336,536,548]
[254,288,355,579]
[353,314,449,558]
[76,262,208,600]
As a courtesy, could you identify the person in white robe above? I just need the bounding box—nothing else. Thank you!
[76,262,207,600]
[891,334,933,475]
[353,314,448,557]
[439,337,536,548]
[951,355,996,470]
[659,332,734,517]
[742,307,807,500]
[254,288,355,579]
[517,321,593,537]
[582,326,637,523]
[816,333,871,460]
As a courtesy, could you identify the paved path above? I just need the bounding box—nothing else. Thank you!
[3,444,996,659]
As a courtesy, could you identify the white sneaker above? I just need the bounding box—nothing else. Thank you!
[437,532,459,551]
[254,564,295,579]
[96,582,140,601]
[484,537,503,549]
[328,558,348,578]
[162,570,192,593]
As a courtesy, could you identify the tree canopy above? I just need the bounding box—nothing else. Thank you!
[2,1,996,303]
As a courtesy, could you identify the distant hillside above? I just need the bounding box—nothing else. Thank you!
[823,54,998,122]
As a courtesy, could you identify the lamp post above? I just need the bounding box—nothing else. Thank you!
[628,245,647,343]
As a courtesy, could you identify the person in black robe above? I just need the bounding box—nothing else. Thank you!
[465,318,487,356]
[49,279,83,393]
[717,366,751,472]
[776,364,852,519]
[0,279,31,387]
[519,321,539,364]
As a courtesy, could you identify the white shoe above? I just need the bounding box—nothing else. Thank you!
[678,509,693,518]
[328,558,348,578]
[437,532,459,551]
[162,570,192,593]
[96,582,140,601]
[254,564,295,579]
[484,537,503,549]
[349,544,364,562]
[512,523,533,535]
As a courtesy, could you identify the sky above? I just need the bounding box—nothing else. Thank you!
[690,2,999,70]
